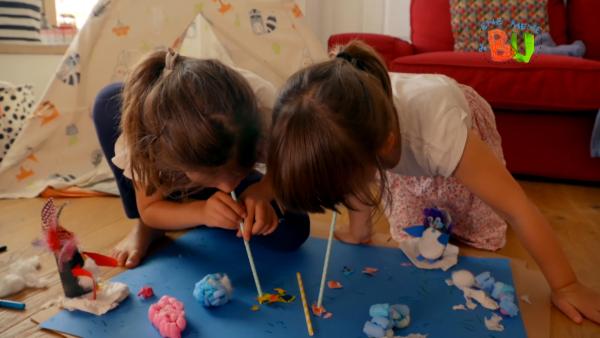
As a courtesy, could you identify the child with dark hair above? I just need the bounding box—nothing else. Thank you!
[93,49,309,268]
[267,40,600,325]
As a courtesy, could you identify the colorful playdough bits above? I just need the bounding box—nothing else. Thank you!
[137,285,154,299]
[148,295,186,338]
[311,303,332,319]
[257,288,296,304]
[362,267,379,276]
[327,280,343,289]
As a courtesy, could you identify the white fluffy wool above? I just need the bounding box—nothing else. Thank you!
[62,281,130,315]
[451,270,475,289]
[521,294,532,304]
[0,256,48,297]
[452,304,467,310]
[447,269,498,312]
[398,237,459,271]
[0,274,26,298]
[463,288,499,310]
[484,313,505,332]
[76,258,100,290]
[416,228,446,260]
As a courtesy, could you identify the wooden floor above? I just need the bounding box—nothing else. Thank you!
[0,180,599,337]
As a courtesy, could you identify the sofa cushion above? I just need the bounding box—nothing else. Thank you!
[328,33,414,69]
[568,0,600,60]
[390,51,600,111]
[410,0,454,54]
[449,0,549,52]
[496,110,600,182]
[548,0,567,45]
[410,0,567,53]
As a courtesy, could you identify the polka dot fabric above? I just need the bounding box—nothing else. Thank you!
[0,82,35,163]
[385,85,508,251]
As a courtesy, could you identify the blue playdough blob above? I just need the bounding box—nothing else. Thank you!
[193,273,233,307]
[364,303,411,337]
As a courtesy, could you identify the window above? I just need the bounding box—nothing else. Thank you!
[53,0,96,29]
[38,0,95,46]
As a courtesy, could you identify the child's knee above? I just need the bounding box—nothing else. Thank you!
[259,211,310,251]
[281,212,310,251]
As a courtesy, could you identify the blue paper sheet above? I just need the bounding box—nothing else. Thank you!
[41,228,526,338]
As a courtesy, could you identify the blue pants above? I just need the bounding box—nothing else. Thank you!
[92,83,310,251]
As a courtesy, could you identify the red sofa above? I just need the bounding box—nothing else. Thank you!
[329,0,600,183]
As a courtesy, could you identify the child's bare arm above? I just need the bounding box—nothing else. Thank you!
[335,195,373,244]
[454,129,600,324]
[133,182,245,231]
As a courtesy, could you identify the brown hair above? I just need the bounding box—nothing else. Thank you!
[267,41,399,213]
[121,49,261,196]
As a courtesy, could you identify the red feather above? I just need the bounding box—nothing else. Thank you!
[82,252,118,267]
[46,227,61,251]
[39,198,76,254]
[72,267,97,300]
[41,198,57,229]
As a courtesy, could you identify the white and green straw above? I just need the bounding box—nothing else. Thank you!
[317,211,337,308]
[230,191,263,298]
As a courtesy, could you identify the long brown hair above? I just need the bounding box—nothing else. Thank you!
[121,49,261,196]
[267,41,399,213]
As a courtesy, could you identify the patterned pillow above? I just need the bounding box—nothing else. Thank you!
[0,0,42,43]
[0,82,35,163]
[449,0,549,52]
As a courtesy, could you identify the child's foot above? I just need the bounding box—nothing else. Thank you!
[112,221,164,268]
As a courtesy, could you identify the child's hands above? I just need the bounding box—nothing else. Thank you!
[552,281,600,325]
[201,191,246,230]
[239,179,278,241]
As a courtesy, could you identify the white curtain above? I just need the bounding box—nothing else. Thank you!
[297,0,411,47]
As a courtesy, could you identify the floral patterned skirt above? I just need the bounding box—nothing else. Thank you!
[385,85,507,251]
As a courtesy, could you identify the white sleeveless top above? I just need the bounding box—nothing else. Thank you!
[390,73,472,178]
[112,67,276,179]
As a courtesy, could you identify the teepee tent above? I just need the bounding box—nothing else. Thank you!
[0,0,326,198]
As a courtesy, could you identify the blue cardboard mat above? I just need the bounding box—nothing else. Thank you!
[42,228,526,338]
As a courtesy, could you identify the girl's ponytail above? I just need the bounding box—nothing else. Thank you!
[333,40,392,98]
[119,49,261,196]
[120,50,169,191]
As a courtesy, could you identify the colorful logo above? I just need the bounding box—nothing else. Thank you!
[479,18,540,63]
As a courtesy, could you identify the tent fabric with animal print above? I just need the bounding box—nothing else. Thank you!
[0,0,326,198]
[0,81,36,164]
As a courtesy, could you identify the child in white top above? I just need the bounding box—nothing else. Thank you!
[266,41,600,325]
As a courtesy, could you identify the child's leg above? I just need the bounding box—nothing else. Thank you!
[234,171,310,251]
[386,174,507,251]
[92,83,138,217]
[92,83,163,268]
[386,85,507,251]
